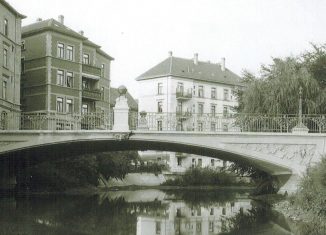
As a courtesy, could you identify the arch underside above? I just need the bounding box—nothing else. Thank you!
[0,138,292,176]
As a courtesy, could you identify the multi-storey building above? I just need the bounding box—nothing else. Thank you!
[136,52,243,132]
[0,0,25,130]
[136,52,243,173]
[21,16,113,130]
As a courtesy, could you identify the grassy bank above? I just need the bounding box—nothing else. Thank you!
[273,157,326,234]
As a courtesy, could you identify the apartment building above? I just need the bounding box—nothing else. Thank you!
[136,52,243,132]
[21,16,113,129]
[0,0,25,129]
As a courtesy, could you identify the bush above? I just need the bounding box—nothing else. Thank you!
[293,157,326,233]
[162,167,237,186]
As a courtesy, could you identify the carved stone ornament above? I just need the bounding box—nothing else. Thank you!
[113,133,131,141]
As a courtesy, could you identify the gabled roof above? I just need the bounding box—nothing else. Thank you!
[110,88,138,111]
[1,0,26,19]
[22,19,114,60]
[136,56,243,86]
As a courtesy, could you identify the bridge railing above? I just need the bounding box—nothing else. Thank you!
[132,112,326,133]
[1,111,326,133]
[1,112,113,130]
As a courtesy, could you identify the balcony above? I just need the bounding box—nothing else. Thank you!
[176,109,192,120]
[82,64,101,78]
[176,89,192,100]
[82,89,102,101]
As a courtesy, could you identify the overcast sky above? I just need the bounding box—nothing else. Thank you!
[9,0,326,97]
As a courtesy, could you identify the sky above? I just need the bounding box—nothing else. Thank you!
[8,0,326,98]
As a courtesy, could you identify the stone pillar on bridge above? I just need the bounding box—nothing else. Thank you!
[113,85,130,132]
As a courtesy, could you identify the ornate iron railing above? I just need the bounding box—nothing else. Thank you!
[133,112,326,133]
[1,111,326,133]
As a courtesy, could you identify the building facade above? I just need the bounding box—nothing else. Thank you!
[136,52,243,132]
[136,52,243,172]
[0,0,25,130]
[21,16,113,130]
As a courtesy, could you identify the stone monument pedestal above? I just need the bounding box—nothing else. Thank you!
[113,86,130,132]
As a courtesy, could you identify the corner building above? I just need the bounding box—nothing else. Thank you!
[21,16,113,129]
[0,0,25,129]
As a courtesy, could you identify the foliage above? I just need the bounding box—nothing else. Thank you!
[162,167,237,186]
[16,151,139,192]
[236,44,326,115]
[292,157,326,233]
[228,162,278,195]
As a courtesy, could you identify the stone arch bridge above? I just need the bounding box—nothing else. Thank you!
[0,130,325,193]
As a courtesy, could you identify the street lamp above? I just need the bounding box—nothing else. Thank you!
[291,86,309,134]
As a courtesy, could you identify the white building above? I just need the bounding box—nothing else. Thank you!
[136,52,243,173]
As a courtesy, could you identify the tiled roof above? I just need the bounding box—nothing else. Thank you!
[110,88,138,111]
[1,0,26,18]
[136,56,243,86]
[22,19,114,60]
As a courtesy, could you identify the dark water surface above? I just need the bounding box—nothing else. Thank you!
[0,189,294,235]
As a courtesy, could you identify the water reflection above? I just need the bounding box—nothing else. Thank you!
[0,189,292,235]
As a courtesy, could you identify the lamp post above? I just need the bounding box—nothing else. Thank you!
[292,86,309,134]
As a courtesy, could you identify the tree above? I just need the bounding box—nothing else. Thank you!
[237,44,326,115]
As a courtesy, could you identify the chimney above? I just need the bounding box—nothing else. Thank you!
[194,53,198,65]
[221,57,225,71]
[36,18,42,22]
[79,30,84,36]
[58,15,64,24]
[168,51,173,57]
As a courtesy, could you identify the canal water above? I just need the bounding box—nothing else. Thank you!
[0,189,294,235]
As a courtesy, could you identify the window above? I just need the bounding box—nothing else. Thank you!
[4,19,8,36]
[66,45,73,60]
[56,97,63,112]
[3,48,8,68]
[211,159,215,167]
[157,120,162,131]
[82,104,88,114]
[83,53,89,64]
[66,72,73,87]
[157,101,163,113]
[198,122,203,131]
[177,82,184,93]
[101,87,104,100]
[192,158,196,168]
[222,207,226,215]
[211,123,216,132]
[198,158,202,167]
[155,221,161,235]
[21,58,25,74]
[101,64,105,77]
[209,221,214,232]
[223,89,229,101]
[211,104,216,116]
[198,103,204,115]
[21,40,25,50]
[211,87,216,99]
[82,80,89,89]
[223,105,228,116]
[157,83,163,95]
[177,157,182,166]
[210,208,214,215]
[57,70,64,85]
[57,43,64,58]
[2,81,7,99]
[66,99,73,113]
[198,85,204,97]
